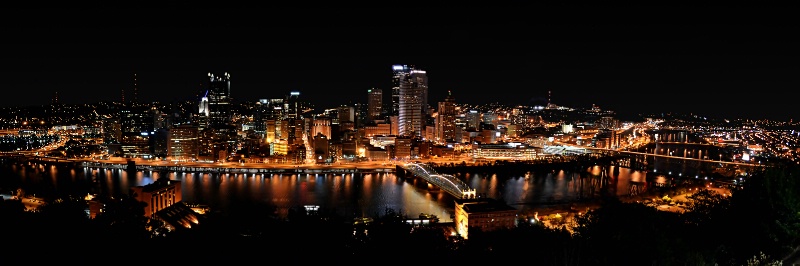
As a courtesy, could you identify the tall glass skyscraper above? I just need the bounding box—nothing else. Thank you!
[206,72,231,130]
[391,65,412,116]
[398,67,428,138]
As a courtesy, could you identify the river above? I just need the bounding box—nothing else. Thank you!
[0,158,650,222]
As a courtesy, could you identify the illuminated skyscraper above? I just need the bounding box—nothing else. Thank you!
[398,67,428,138]
[285,91,301,120]
[198,93,209,117]
[391,65,412,116]
[466,110,481,130]
[206,72,232,130]
[283,91,308,146]
[167,124,199,162]
[367,88,383,123]
[437,90,457,144]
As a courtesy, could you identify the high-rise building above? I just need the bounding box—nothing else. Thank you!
[466,110,481,130]
[311,116,332,139]
[337,105,355,124]
[393,136,413,159]
[389,115,399,136]
[367,88,382,123]
[437,90,457,144]
[313,133,330,163]
[398,67,428,138]
[353,102,366,129]
[285,91,301,120]
[120,106,154,134]
[118,105,155,158]
[285,117,305,145]
[206,72,232,130]
[391,65,412,116]
[266,119,279,143]
[198,94,209,117]
[168,124,199,162]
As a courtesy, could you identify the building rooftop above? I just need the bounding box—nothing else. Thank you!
[135,177,180,193]
[155,201,202,230]
[455,198,517,213]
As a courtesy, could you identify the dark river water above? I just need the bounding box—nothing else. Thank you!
[0,159,654,222]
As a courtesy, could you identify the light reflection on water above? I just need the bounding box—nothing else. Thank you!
[1,161,665,222]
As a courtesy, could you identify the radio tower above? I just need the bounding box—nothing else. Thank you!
[133,73,138,103]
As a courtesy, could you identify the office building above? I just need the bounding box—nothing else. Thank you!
[337,105,355,124]
[391,65,412,116]
[206,72,232,130]
[367,88,383,123]
[436,90,457,144]
[398,66,428,138]
[167,124,199,162]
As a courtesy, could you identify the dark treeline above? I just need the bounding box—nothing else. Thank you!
[3,162,799,265]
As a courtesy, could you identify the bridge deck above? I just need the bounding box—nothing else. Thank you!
[401,163,476,199]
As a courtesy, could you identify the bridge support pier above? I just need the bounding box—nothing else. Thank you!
[396,165,407,178]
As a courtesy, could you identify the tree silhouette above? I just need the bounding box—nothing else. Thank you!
[573,197,708,265]
[91,195,151,241]
[722,164,800,264]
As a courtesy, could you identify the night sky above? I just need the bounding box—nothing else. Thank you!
[4,5,798,121]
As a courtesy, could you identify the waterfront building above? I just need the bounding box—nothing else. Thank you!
[130,177,182,217]
[130,177,201,230]
[167,124,199,162]
[471,142,542,160]
[394,136,413,160]
[454,197,518,239]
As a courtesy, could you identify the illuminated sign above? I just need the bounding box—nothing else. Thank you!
[290,92,300,96]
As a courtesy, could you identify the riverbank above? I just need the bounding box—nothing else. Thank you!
[0,154,398,174]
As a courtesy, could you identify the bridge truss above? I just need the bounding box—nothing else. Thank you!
[402,163,476,199]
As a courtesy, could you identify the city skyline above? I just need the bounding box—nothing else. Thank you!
[4,6,798,121]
